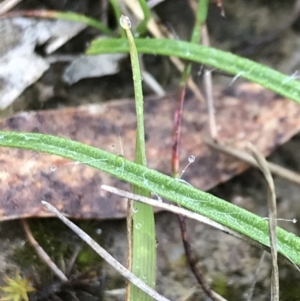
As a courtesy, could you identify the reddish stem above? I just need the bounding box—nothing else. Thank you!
[171,84,187,177]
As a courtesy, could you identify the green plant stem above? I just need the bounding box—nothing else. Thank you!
[53,11,112,34]
[180,0,209,85]
[136,0,151,36]
[0,131,300,266]
[87,38,300,104]
[15,10,113,35]
[108,0,125,37]
[173,1,209,177]
[121,16,156,301]
[191,0,209,43]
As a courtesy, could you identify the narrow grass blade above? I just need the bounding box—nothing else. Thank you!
[108,0,125,37]
[247,143,279,301]
[120,15,156,301]
[4,10,113,35]
[0,132,300,267]
[87,38,300,104]
[135,0,151,35]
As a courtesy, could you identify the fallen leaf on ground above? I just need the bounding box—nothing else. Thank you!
[0,83,299,221]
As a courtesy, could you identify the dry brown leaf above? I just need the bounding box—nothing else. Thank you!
[0,82,299,221]
[0,17,86,109]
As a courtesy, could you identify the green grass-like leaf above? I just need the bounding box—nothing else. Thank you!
[87,38,300,104]
[0,132,300,267]
[108,0,125,37]
[121,16,156,301]
[49,11,112,35]
[16,10,113,35]
[135,0,151,36]
[180,0,209,85]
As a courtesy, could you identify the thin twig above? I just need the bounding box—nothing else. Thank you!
[172,77,218,299]
[247,252,266,301]
[101,185,244,247]
[205,139,300,186]
[172,3,221,299]
[66,244,82,277]
[41,201,170,301]
[0,0,22,15]
[177,214,225,301]
[202,25,218,140]
[101,184,300,269]
[139,54,165,96]
[247,143,279,301]
[21,219,68,282]
[172,85,186,177]
[141,69,165,96]
[102,185,235,301]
